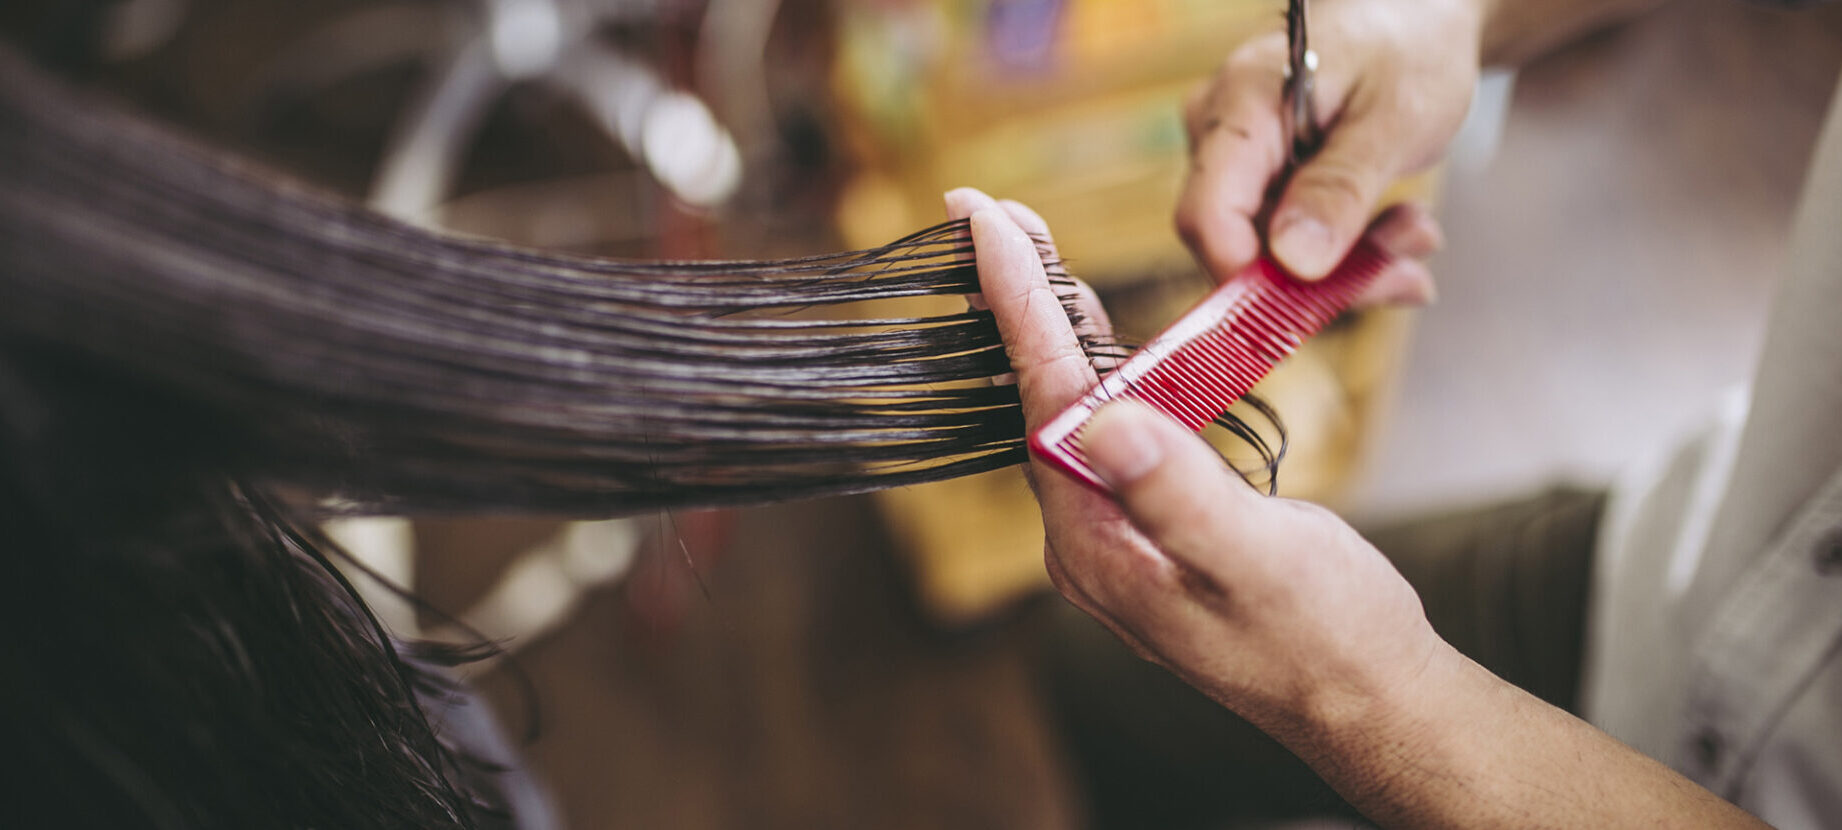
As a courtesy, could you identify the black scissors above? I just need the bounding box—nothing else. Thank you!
[1284,0,1322,165]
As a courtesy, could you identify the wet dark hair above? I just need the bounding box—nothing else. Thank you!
[0,44,1282,829]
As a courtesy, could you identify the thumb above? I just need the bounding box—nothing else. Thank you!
[1268,112,1403,280]
[1081,399,1266,560]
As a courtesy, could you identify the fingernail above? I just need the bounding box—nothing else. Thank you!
[1084,402,1165,486]
[1271,213,1333,278]
[943,188,981,221]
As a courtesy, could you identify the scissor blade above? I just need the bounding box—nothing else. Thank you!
[1283,0,1320,164]
[1287,0,1308,77]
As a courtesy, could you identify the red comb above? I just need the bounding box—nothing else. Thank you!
[1029,240,1392,491]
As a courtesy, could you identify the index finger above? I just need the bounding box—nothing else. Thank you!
[1175,39,1290,283]
[967,206,1100,429]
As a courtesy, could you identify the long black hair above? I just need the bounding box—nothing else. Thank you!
[0,44,1280,828]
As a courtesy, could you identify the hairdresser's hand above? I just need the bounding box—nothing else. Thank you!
[946,186,1444,735]
[953,188,1777,829]
[1179,0,1483,285]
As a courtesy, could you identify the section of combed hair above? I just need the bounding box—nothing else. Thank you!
[1,64,1049,515]
[0,45,1283,516]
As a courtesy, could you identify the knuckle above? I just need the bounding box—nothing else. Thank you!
[1297,162,1376,215]
[1019,341,1093,382]
[1172,185,1217,239]
[1173,207,1202,244]
[1273,497,1340,526]
[1222,35,1285,78]
[1182,84,1210,127]
[1263,498,1365,551]
[1388,90,1435,127]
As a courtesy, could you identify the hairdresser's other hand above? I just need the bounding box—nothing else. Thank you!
[1178,0,1483,284]
[946,186,1444,737]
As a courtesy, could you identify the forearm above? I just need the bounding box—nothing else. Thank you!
[1474,0,1674,66]
[1277,642,1768,829]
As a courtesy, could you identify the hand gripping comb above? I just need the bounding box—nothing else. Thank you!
[1029,240,1391,491]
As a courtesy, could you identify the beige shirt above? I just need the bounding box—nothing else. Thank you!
[1582,73,1842,826]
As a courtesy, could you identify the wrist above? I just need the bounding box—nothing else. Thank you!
[1276,637,1486,807]
[1305,635,1463,739]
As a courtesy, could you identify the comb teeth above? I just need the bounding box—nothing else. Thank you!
[1029,239,1391,491]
